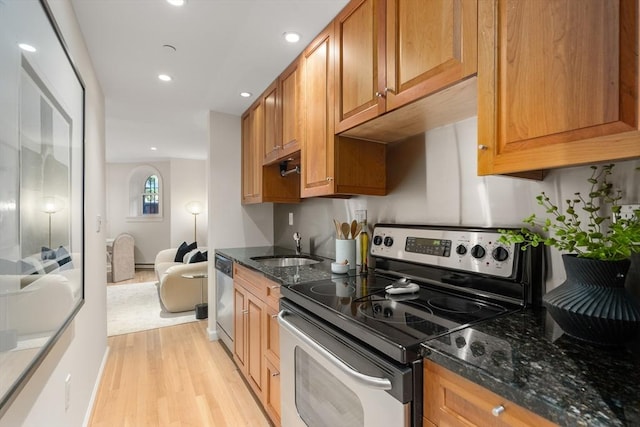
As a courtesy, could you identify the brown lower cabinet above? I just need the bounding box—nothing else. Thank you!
[233,263,281,426]
[423,360,557,427]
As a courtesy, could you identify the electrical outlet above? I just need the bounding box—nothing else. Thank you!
[65,374,71,412]
[619,204,640,221]
[289,212,294,226]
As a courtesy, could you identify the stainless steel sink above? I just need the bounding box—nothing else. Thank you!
[250,255,323,267]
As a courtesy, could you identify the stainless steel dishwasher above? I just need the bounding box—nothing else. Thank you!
[214,253,234,351]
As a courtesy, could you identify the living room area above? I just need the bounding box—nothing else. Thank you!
[104,158,209,336]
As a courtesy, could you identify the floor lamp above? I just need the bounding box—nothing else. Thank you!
[42,197,60,248]
[185,201,203,242]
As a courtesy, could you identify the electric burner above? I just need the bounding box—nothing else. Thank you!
[309,282,355,297]
[427,297,483,314]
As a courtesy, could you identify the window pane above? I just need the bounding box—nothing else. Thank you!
[142,175,159,214]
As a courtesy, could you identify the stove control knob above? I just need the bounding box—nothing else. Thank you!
[470,341,485,357]
[373,235,383,246]
[455,336,467,348]
[455,244,467,255]
[470,245,486,259]
[492,246,509,262]
[383,237,394,247]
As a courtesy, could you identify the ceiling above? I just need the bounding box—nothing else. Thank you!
[70,0,349,163]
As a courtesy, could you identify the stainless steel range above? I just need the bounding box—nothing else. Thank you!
[278,224,543,427]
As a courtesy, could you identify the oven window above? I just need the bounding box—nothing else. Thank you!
[295,347,364,427]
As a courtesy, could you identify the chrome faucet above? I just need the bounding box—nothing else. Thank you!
[293,232,301,254]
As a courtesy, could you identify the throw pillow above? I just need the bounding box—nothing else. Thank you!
[174,241,197,262]
[202,251,208,261]
[56,246,72,267]
[41,246,57,261]
[188,251,206,264]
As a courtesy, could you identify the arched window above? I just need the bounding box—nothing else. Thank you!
[142,175,159,214]
[127,165,163,220]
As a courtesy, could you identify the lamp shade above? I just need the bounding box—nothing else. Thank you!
[42,196,61,214]
[185,201,203,215]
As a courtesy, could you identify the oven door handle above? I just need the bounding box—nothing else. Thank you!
[278,310,392,391]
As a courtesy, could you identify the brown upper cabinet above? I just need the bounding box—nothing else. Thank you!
[334,0,478,133]
[241,95,300,205]
[278,59,303,162]
[477,0,640,175]
[262,59,302,166]
[301,23,387,198]
[262,80,280,165]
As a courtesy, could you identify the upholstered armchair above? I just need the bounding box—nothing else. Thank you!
[109,233,135,282]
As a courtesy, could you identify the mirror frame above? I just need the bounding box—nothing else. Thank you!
[0,0,85,416]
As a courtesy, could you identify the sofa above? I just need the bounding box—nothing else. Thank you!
[154,245,208,313]
[0,249,81,338]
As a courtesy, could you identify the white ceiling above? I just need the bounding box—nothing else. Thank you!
[70,0,349,163]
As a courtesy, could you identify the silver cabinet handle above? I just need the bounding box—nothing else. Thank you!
[272,372,280,377]
[478,144,488,150]
[326,176,334,182]
[269,285,279,290]
[242,310,249,314]
[278,310,392,390]
[492,405,505,416]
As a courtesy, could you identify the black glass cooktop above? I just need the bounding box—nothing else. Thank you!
[280,274,516,363]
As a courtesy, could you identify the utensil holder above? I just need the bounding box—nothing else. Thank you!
[335,238,356,270]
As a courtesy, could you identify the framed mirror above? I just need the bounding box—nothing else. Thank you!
[0,0,84,415]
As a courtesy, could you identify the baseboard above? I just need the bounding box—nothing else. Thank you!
[82,345,110,427]
[207,326,219,342]
[135,263,154,270]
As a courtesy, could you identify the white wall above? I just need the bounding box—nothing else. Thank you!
[105,161,171,264]
[207,111,273,338]
[0,0,107,425]
[105,159,207,264]
[170,159,208,247]
[274,116,640,292]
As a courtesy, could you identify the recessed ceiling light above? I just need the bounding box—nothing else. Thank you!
[240,92,252,98]
[166,0,186,6]
[150,147,158,151]
[158,74,172,82]
[283,32,301,43]
[18,43,36,52]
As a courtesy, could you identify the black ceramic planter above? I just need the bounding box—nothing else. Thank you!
[544,254,640,346]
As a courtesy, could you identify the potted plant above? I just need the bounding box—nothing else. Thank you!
[499,164,640,345]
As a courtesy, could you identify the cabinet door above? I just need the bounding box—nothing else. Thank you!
[241,102,264,204]
[262,81,280,165]
[386,0,477,111]
[264,305,280,362]
[335,0,385,133]
[423,360,557,427]
[301,24,336,197]
[246,293,264,396]
[233,285,246,371]
[478,0,640,175]
[264,356,281,425]
[280,59,302,159]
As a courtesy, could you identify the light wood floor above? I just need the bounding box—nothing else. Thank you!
[89,321,271,427]
[107,269,157,286]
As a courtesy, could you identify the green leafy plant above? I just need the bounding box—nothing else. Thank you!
[499,164,640,261]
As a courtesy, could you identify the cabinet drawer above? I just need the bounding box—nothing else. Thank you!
[234,263,267,300]
[423,360,556,427]
[266,281,281,310]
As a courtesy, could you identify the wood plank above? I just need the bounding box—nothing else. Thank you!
[89,321,270,427]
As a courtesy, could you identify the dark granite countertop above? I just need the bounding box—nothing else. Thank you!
[422,308,640,427]
[215,246,359,285]
[216,246,640,427]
